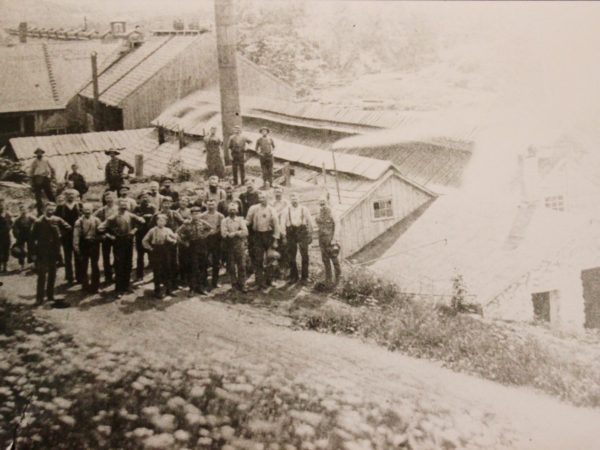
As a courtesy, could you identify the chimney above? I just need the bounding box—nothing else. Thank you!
[178,129,185,149]
[18,22,27,43]
[110,20,126,37]
[173,19,184,31]
[83,16,88,32]
[521,146,540,204]
[215,0,242,165]
[91,52,101,131]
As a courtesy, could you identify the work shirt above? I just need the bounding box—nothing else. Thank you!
[29,215,69,262]
[119,196,137,211]
[29,159,55,178]
[56,202,81,228]
[218,197,243,216]
[200,210,224,236]
[12,215,34,242]
[246,204,280,237]
[315,206,340,241]
[228,134,252,159]
[239,191,260,217]
[175,207,192,223]
[99,212,144,238]
[94,204,118,222]
[133,202,156,237]
[159,187,179,206]
[66,172,88,196]
[281,204,314,235]
[221,216,248,239]
[151,209,182,231]
[147,192,166,211]
[73,216,102,249]
[255,136,275,155]
[177,218,213,244]
[206,187,226,203]
[142,226,177,250]
[105,158,134,184]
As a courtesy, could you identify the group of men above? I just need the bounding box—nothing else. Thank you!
[8,142,342,306]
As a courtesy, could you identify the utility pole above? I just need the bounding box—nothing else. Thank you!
[214,0,242,165]
[91,52,100,132]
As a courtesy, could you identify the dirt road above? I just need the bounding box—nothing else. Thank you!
[7,273,600,449]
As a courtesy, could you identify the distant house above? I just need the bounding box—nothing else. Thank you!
[71,31,295,131]
[369,135,600,331]
[0,41,121,147]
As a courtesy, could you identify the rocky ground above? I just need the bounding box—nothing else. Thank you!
[2,267,600,450]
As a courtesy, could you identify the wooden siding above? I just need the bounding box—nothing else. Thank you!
[340,173,432,256]
[121,38,214,129]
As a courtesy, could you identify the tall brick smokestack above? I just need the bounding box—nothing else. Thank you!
[214,0,242,165]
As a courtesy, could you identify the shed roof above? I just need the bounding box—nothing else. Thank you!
[0,41,121,113]
[8,129,205,183]
[79,34,208,107]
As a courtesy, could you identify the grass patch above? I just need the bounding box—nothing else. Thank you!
[298,267,600,408]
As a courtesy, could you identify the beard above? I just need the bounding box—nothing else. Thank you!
[209,185,217,193]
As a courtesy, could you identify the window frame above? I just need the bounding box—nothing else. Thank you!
[544,194,565,212]
[371,197,394,221]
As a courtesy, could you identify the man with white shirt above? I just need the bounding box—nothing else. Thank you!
[73,203,102,293]
[281,193,314,284]
[29,148,56,214]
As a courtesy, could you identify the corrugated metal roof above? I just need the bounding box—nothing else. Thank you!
[79,35,208,106]
[10,129,208,183]
[0,41,122,113]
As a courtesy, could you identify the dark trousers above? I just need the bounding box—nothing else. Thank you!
[101,239,114,283]
[232,160,245,186]
[320,238,341,284]
[135,233,148,279]
[260,154,274,186]
[0,235,9,266]
[15,239,30,266]
[287,226,309,281]
[80,240,100,292]
[189,240,208,292]
[62,234,82,284]
[206,234,221,287]
[178,244,192,284]
[32,176,55,215]
[225,238,246,288]
[36,259,57,303]
[150,244,173,294]
[113,236,133,293]
[252,231,273,287]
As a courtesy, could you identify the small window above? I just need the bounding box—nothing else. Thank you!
[372,198,394,220]
[544,195,564,212]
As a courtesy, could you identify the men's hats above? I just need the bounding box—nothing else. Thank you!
[162,176,173,183]
[34,148,45,155]
[190,206,203,213]
[63,188,79,197]
[259,127,270,134]
[105,149,120,156]
[119,185,130,193]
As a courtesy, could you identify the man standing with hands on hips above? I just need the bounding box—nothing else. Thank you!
[228,125,252,186]
[29,148,56,214]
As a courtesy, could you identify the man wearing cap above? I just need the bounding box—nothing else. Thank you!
[316,197,342,287]
[99,199,145,298]
[29,148,56,215]
[29,202,71,305]
[200,199,224,289]
[204,126,225,179]
[94,191,118,284]
[133,192,156,280]
[65,164,88,199]
[104,149,134,193]
[177,206,213,295]
[118,185,137,211]
[256,127,275,187]
[147,181,166,211]
[221,202,248,292]
[159,177,179,209]
[228,125,252,185]
[73,203,102,293]
[281,193,314,284]
[246,192,280,289]
[56,188,82,286]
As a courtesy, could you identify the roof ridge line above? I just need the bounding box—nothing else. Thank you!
[42,43,60,103]
[97,35,176,99]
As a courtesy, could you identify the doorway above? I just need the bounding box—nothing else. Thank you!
[582,267,600,329]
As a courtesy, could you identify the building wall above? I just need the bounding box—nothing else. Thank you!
[121,39,213,130]
[340,174,432,256]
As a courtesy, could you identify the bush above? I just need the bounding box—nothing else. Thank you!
[335,266,404,307]
[166,159,192,183]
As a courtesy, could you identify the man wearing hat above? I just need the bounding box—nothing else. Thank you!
[221,202,248,292]
[29,202,71,305]
[316,197,341,288]
[204,126,225,179]
[133,191,156,280]
[227,125,252,186]
[118,185,137,211]
[29,148,56,215]
[56,188,82,285]
[255,127,275,187]
[94,191,118,284]
[159,177,179,209]
[104,149,134,193]
[177,206,213,295]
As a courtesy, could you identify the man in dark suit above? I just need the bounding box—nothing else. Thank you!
[30,202,71,305]
[104,149,134,193]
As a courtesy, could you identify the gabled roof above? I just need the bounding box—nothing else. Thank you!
[79,34,208,107]
[0,41,121,113]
